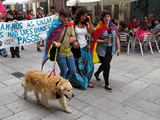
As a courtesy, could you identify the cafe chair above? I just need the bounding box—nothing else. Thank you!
[153,32,160,53]
[86,33,92,46]
[135,33,153,56]
[119,32,131,55]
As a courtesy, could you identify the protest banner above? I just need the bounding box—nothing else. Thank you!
[0,15,59,49]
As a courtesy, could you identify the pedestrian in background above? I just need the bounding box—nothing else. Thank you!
[26,9,35,20]
[47,6,59,17]
[36,7,45,52]
[5,10,20,58]
[14,9,26,50]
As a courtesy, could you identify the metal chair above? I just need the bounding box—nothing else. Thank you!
[86,33,92,46]
[119,32,131,55]
[135,33,153,55]
[153,32,160,53]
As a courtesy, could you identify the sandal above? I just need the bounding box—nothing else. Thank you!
[40,44,45,47]
[88,83,94,88]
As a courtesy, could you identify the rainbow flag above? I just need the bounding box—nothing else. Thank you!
[90,21,120,64]
[41,19,72,70]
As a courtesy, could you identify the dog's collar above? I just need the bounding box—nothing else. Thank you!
[56,77,61,88]
[56,92,61,99]
[56,77,62,99]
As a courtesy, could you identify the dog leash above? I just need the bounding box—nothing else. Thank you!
[48,47,58,78]
[48,42,76,78]
[61,42,75,59]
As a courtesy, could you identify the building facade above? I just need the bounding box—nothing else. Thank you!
[130,0,160,20]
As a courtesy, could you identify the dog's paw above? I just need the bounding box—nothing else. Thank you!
[24,97,27,100]
[66,109,72,114]
[23,93,27,99]
[45,104,51,109]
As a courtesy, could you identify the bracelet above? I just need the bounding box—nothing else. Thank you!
[55,42,59,45]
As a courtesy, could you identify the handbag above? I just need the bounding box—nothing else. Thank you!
[71,42,81,58]
[49,26,67,61]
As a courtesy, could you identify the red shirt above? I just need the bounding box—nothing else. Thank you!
[26,14,35,20]
[127,21,138,31]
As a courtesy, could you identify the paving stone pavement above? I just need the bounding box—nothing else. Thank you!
[0,43,160,120]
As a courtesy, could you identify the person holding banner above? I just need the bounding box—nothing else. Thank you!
[36,7,45,52]
[5,10,13,22]
[47,6,59,17]
[42,7,77,80]
[0,12,7,57]
[90,11,120,90]
[26,9,35,20]
[5,10,20,58]
[14,9,26,50]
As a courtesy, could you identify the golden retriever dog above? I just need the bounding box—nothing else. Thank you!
[21,70,74,113]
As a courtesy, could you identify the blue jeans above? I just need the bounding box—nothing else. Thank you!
[0,48,8,55]
[57,55,76,80]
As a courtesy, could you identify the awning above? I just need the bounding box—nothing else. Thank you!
[31,0,47,2]
[66,0,137,6]
[121,0,137,3]
[3,0,47,5]
[67,0,100,6]
[3,0,31,5]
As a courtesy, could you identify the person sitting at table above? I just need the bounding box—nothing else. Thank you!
[127,17,138,31]
[135,20,148,42]
[119,21,130,50]
[112,18,120,29]
[149,18,160,43]
[119,21,128,33]
[149,13,156,30]
[144,17,150,27]
[151,18,160,35]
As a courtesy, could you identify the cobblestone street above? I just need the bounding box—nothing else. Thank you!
[0,43,160,120]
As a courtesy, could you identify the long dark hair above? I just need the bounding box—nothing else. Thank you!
[74,7,88,26]
[139,20,148,31]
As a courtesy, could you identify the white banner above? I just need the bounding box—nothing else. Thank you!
[0,15,59,49]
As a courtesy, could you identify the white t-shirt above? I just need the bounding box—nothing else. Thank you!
[75,26,88,48]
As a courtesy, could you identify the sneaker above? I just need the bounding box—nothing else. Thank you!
[15,54,20,58]
[94,73,101,81]
[105,85,112,90]
[12,55,15,58]
[0,52,2,55]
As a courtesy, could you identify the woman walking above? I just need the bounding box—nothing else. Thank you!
[91,11,120,90]
[69,8,94,89]
[42,8,77,80]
